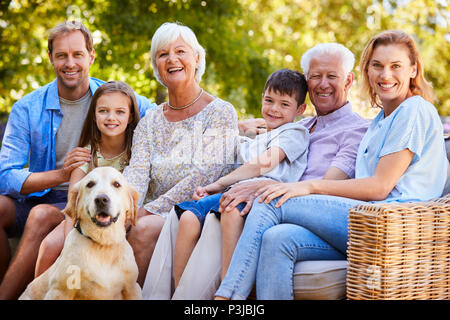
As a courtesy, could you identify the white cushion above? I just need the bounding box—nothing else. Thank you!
[293,260,347,300]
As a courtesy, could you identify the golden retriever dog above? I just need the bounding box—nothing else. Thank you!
[19,167,141,300]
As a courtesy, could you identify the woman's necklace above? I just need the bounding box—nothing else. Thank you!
[167,88,203,110]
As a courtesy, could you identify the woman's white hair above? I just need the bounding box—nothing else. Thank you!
[300,43,355,80]
[150,22,206,87]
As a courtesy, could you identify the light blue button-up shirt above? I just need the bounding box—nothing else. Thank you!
[356,96,448,202]
[0,77,155,199]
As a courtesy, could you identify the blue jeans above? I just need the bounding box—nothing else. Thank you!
[215,194,364,300]
[256,224,345,299]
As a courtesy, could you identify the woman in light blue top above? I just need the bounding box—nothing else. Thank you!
[215,30,448,300]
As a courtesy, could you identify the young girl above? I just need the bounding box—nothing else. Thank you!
[34,81,141,276]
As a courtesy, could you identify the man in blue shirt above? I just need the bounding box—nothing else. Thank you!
[0,21,154,299]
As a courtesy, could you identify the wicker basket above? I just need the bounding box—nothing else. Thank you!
[346,194,450,300]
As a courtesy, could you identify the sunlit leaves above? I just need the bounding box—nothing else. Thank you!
[0,0,448,118]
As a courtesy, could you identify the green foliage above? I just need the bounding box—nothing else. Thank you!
[84,0,270,116]
[0,1,65,112]
[0,0,449,119]
[235,0,449,116]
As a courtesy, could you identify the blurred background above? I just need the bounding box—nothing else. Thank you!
[0,0,449,141]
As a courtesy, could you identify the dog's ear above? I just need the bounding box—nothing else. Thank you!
[127,186,140,226]
[63,181,80,225]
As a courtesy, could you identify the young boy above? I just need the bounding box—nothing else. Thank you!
[172,69,309,288]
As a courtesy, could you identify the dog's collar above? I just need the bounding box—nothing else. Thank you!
[75,222,93,241]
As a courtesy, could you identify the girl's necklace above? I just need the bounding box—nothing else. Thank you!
[167,88,203,110]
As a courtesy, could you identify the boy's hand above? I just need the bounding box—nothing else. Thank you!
[193,182,226,200]
[193,186,209,200]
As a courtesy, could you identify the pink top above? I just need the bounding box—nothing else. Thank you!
[298,102,369,181]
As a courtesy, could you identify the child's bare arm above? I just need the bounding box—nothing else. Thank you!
[213,146,286,191]
[192,146,286,200]
[68,167,87,191]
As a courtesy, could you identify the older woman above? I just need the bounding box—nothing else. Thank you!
[215,30,448,300]
[125,22,238,286]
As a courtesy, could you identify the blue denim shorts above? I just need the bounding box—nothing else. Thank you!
[9,189,67,237]
[175,192,246,227]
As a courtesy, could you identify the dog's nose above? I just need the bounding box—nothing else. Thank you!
[95,194,110,208]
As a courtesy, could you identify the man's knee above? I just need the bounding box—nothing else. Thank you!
[25,204,64,233]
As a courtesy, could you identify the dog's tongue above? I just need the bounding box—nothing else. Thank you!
[96,213,111,224]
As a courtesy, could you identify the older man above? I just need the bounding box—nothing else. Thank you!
[0,21,155,300]
[220,43,367,217]
[250,44,368,300]
[215,43,370,297]
[214,43,370,300]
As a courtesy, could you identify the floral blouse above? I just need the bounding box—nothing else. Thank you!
[123,97,238,218]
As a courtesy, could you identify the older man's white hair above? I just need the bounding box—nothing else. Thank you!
[150,22,206,86]
[300,43,355,80]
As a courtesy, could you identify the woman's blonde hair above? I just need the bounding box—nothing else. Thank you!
[359,30,436,108]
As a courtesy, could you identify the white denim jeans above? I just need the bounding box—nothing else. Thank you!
[142,209,223,300]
